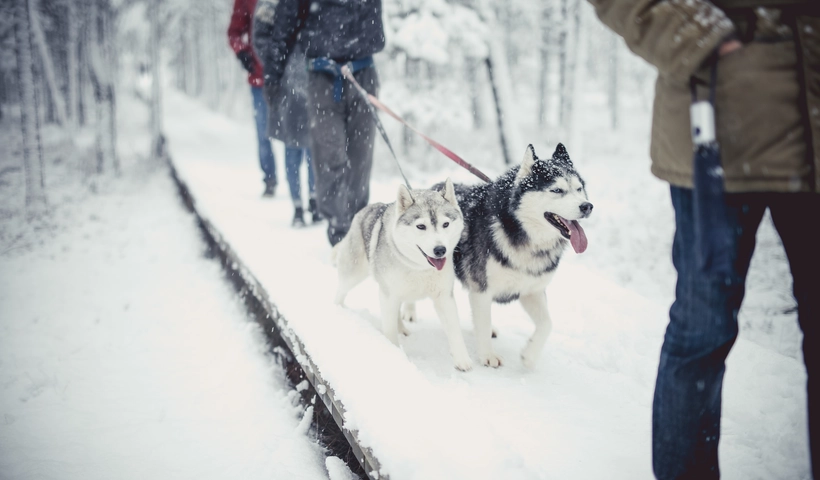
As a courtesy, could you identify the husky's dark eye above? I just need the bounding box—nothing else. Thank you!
[576,188,582,192]
[416,224,426,230]
[443,222,449,228]
[550,188,565,194]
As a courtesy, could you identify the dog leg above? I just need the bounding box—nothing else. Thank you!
[519,291,552,369]
[333,235,369,306]
[401,301,416,323]
[379,291,402,346]
[469,291,503,367]
[398,302,414,336]
[432,295,473,371]
[335,269,368,306]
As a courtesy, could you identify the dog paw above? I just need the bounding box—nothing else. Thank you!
[480,352,503,368]
[491,328,498,338]
[400,304,416,323]
[453,356,473,372]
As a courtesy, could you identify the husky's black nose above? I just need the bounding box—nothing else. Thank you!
[580,202,593,216]
[433,246,446,258]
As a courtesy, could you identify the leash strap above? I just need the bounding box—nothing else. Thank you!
[307,56,374,103]
[341,65,493,185]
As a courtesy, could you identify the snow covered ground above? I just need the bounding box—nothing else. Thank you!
[0,67,810,479]
[0,98,351,480]
[163,83,811,480]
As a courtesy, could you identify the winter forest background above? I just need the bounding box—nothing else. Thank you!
[1,0,653,207]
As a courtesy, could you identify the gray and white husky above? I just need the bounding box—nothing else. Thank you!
[441,143,592,369]
[332,179,473,371]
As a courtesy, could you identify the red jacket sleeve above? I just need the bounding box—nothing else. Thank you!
[227,0,251,54]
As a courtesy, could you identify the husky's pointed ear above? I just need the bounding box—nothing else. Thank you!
[516,144,537,181]
[552,143,572,166]
[397,184,414,213]
[441,178,458,207]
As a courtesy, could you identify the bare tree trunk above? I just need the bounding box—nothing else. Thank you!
[15,0,48,213]
[88,0,118,174]
[179,15,188,91]
[557,0,568,125]
[563,0,582,130]
[538,3,553,127]
[77,0,90,127]
[67,0,80,129]
[609,33,619,130]
[403,56,420,152]
[101,1,118,173]
[149,0,164,159]
[485,52,522,166]
[466,58,483,129]
[30,0,68,127]
[480,0,523,166]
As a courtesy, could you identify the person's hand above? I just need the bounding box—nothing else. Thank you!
[718,39,742,57]
[237,50,256,73]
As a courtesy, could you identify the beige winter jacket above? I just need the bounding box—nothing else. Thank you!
[588,0,820,193]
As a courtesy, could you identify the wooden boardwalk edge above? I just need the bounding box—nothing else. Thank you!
[166,158,386,480]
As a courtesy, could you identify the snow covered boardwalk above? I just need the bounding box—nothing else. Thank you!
[0,161,332,480]
[163,90,811,480]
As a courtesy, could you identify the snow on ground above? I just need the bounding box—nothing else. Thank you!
[164,86,811,480]
[0,97,342,480]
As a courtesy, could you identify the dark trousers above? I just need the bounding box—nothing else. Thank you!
[306,67,378,245]
[653,186,819,479]
[250,86,276,184]
[284,146,315,208]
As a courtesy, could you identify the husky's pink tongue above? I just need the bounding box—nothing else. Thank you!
[568,220,588,254]
[428,257,447,271]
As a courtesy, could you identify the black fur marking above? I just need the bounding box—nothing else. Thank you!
[494,293,520,304]
[526,257,561,276]
[397,210,420,225]
[361,203,389,261]
[488,242,512,268]
[428,208,437,229]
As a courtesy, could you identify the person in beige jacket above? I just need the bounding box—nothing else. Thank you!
[587,0,819,477]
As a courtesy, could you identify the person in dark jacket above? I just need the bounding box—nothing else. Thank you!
[228,0,277,197]
[253,18,319,227]
[253,0,385,245]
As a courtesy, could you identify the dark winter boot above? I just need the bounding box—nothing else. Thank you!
[292,206,306,228]
[262,180,276,198]
[308,198,323,223]
[327,225,347,246]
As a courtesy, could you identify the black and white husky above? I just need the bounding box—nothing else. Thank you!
[443,143,592,368]
[333,179,474,371]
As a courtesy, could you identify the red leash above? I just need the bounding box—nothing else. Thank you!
[341,65,492,184]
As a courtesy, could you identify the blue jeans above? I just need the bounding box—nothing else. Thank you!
[653,186,819,479]
[284,146,315,208]
[251,86,276,184]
